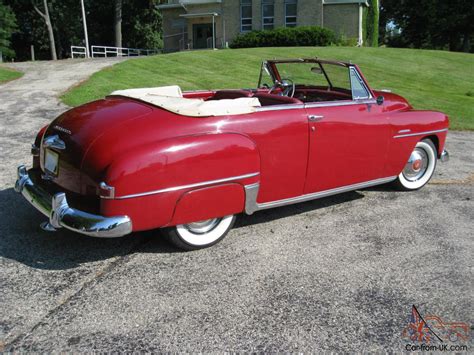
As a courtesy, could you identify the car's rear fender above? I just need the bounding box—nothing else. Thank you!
[100,133,260,231]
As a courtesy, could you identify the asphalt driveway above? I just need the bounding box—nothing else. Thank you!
[0,60,472,352]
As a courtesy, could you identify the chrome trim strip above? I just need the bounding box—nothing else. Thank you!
[305,99,376,109]
[115,172,260,200]
[255,99,377,112]
[393,128,448,139]
[255,104,305,112]
[397,129,411,134]
[15,166,132,238]
[254,176,397,211]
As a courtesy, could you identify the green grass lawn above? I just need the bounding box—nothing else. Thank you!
[61,47,474,130]
[0,65,23,84]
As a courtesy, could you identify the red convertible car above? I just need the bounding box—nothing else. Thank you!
[15,58,449,250]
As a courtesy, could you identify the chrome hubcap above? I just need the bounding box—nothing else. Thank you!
[403,148,428,181]
[184,218,221,234]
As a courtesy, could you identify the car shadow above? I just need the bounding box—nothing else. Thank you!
[124,190,366,255]
[234,190,364,229]
[0,187,172,270]
[362,182,398,192]
[1,187,365,270]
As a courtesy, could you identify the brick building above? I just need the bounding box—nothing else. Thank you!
[158,0,369,52]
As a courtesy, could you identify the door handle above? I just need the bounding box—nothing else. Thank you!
[308,115,324,122]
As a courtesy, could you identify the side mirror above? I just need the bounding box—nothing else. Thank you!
[376,96,384,105]
[311,67,323,75]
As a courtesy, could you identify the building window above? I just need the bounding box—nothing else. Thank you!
[285,0,297,27]
[240,0,252,32]
[262,0,274,30]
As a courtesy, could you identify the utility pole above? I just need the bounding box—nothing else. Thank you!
[114,0,123,49]
[80,0,90,58]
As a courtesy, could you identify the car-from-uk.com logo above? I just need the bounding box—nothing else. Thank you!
[402,305,470,352]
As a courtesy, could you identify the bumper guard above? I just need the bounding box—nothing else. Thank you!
[14,165,132,238]
[440,149,449,162]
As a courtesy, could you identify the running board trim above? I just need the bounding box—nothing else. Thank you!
[244,176,397,214]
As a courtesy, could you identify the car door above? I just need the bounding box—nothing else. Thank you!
[303,67,391,193]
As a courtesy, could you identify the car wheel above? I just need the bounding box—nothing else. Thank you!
[394,139,437,191]
[164,215,236,251]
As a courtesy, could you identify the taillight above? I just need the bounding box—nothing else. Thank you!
[99,182,115,199]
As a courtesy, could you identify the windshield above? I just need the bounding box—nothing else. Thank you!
[258,60,372,102]
[274,62,351,92]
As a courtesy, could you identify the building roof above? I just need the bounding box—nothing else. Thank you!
[323,0,369,5]
[179,12,219,18]
[157,0,368,10]
[157,0,222,10]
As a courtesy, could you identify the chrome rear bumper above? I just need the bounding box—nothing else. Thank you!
[440,149,449,162]
[15,165,132,238]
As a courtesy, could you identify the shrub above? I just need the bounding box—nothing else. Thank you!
[230,26,339,48]
[365,0,379,47]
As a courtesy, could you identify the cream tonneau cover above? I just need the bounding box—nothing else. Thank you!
[110,85,261,117]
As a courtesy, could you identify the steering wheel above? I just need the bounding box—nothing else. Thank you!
[268,78,295,98]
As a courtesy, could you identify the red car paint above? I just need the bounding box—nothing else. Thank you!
[31,61,449,233]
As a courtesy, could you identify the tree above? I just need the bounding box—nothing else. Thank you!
[0,0,18,59]
[121,0,162,49]
[114,0,122,48]
[32,0,57,59]
[5,0,163,61]
[439,0,474,52]
[380,0,474,52]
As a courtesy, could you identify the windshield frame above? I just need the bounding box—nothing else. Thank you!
[257,58,374,101]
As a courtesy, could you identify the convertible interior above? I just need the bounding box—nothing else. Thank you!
[225,57,368,105]
[109,59,369,115]
[204,87,352,106]
[203,58,360,106]
[206,89,303,105]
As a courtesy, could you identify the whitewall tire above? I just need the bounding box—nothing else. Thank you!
[164,215,236,251]
[394,139,437,191]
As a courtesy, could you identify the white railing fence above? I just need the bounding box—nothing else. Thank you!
[91,46,160,58]
[71,46,87,58]
[71,45,160,59]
